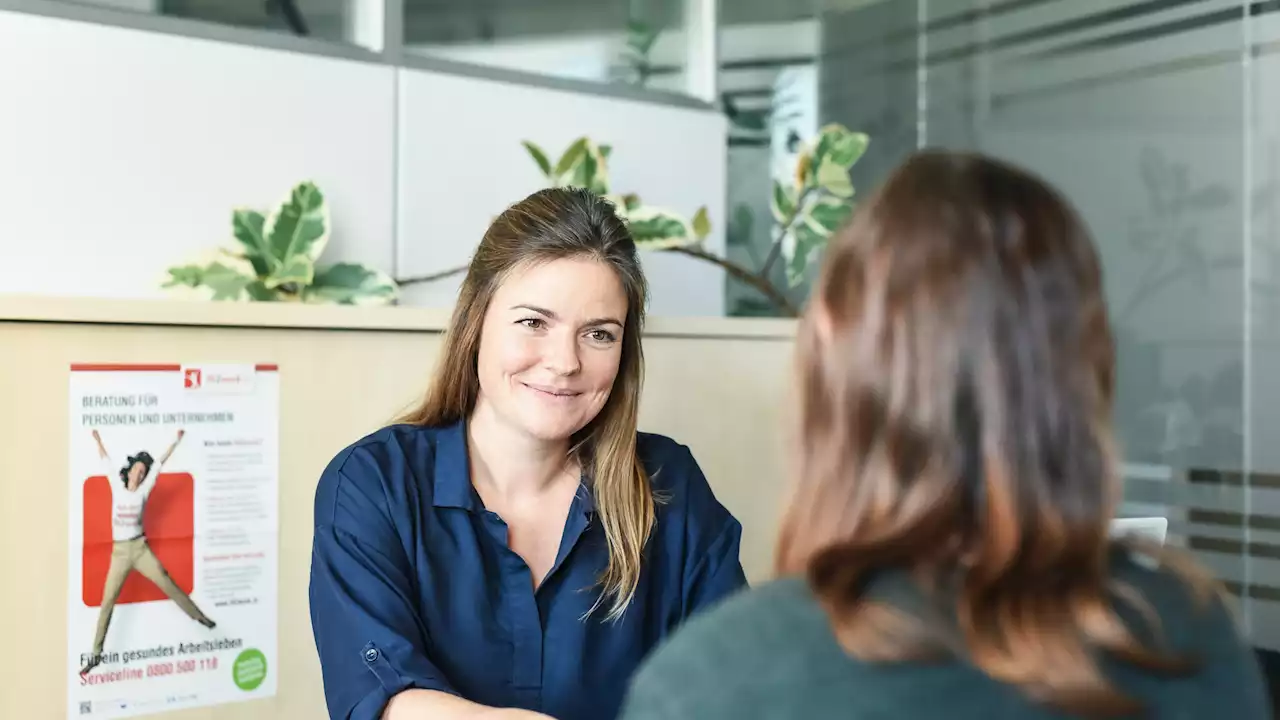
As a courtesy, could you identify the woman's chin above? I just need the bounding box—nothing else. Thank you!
[511,408,594,444]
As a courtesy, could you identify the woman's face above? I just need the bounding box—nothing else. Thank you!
[127,461,147,487]
[474,256,628,444]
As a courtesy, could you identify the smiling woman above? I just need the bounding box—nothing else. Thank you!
[307,187,747,720]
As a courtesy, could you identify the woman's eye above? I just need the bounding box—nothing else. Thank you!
[587,329,617,343]
[517,318,545,330]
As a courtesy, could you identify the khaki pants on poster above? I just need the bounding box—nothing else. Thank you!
[91,536,211,655]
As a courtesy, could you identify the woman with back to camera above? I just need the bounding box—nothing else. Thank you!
[618,151,1271,719]
[308,187,747,720]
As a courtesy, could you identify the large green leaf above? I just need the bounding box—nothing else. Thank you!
[265,181,329,267]
[304,263,399,305]
[812,124,869,170]
[816,160,855,198]
[232,209,274,276]
[204,263,257,300]
[244,280,278,301]
[569,140,611,194]
[804,197,854,235]
[265,254,316,289]
[553,138,590,182]
[771,180,797,224]
[626,207,694,250]
[784,222,828,288]
[165,262,257,300]
[570,150,601,193]
[521,140,553,178]
[546,137,610,193]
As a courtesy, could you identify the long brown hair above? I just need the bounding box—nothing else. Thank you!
[400,186,653,620]
[776,151,1217,716]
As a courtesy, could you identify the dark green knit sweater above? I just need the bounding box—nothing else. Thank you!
[619,553,1271,719]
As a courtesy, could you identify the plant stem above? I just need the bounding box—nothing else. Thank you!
[394,250,800,318]
[761,187,817,278]
[760,233,785,279]
[396,266,469,286]
[670,245,799,317]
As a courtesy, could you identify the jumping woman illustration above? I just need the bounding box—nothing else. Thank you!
[80,428,216,676]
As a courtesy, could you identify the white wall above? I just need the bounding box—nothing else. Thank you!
[0,9,396,298]
[0,9,729,317]
[394,68,727,315]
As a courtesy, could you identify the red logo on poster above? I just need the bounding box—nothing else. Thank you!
[184,368,202,389]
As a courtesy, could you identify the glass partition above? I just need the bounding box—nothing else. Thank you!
[402,0,690,94]
[719,0,822,317]
[60,0,360,44]
[807,0,1279,674]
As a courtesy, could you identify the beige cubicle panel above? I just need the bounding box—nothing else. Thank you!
[0,296,795,720]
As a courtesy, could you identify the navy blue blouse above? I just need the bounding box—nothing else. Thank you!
[308,420,747,720]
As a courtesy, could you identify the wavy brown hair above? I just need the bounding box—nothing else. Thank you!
[400,186,653,620]
[775,151,1218,716]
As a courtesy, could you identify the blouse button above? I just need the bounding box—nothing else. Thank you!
[364,648,379,663]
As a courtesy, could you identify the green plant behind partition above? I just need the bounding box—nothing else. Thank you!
[520,137,714,250]
[395,126,867,316]
[163,182,399,305]
[608,19,661,87]
[768,124,869,288]
[529,125,867,314]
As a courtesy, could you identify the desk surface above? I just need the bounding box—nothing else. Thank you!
[0,293,797,340]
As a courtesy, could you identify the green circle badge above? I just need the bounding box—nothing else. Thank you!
[232,649,268,691]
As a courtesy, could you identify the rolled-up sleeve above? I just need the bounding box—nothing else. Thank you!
[309,457,457,720]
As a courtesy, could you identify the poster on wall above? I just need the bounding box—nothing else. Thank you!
[67,363,279,719]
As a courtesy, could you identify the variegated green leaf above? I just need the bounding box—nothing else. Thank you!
[553,138,590,181]
[203,263,257,300]
[623,193,641,211]
[245,280,278,301]
[232,209,275,275]
[812,124,869,171]
[571,140,611,194]
[570,150,601,192]
[626,207,695,250]
[522,140,553,179]
[163,265,205,288]
[265,254,315,289]
[816,160,855,198]
[599,144,613,161]
[691,207,712,241]
[265,181,329,266]
[771,180,797,224]
[163,262,259,300]
[785,222,828,288]
[804,197,854,235]
[304,262,399,305]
